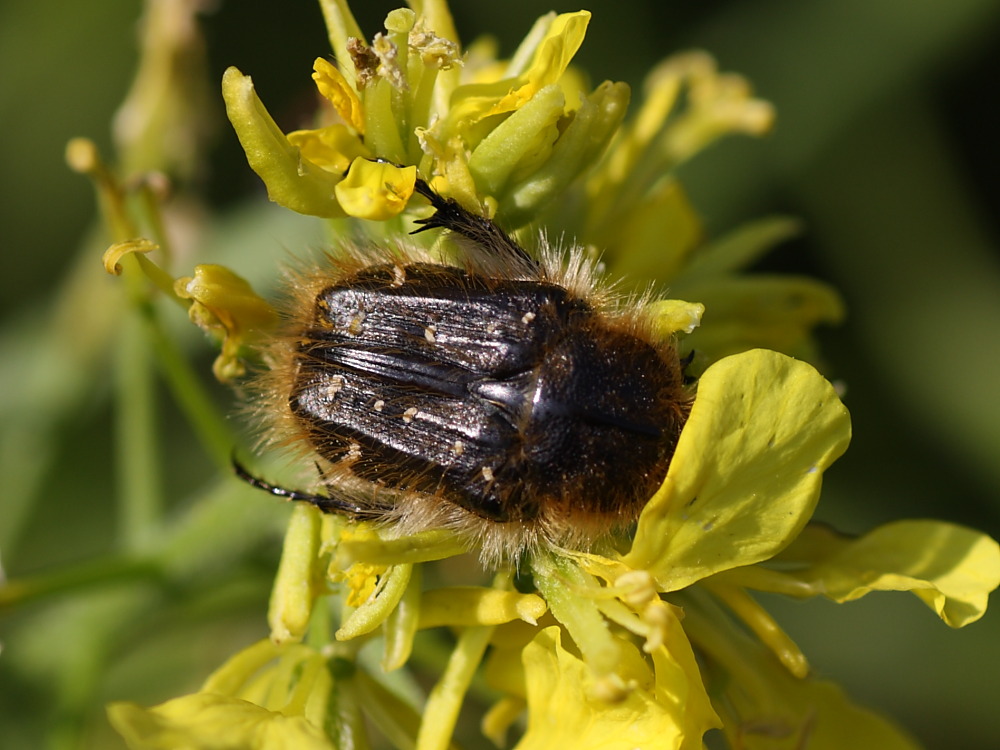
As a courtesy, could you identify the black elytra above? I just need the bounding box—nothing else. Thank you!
[242,176,690,551]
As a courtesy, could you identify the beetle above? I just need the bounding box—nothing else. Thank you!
[239,178,690,563]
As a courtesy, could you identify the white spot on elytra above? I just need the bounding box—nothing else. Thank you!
[348,311,366,335]
[326,375,345,398]
[373,399,385,412]
[451,440,465,456]
[521,311,536,325]
[424,324,437,343]
[391,264,406,287]
[481,466,494,482]
[402,407,418,423]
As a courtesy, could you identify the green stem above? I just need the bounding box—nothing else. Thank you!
[330,672,372,750]
[671,588,773,700]
[709,565,821,598]
[0,555,161,609]
[137,180,172,266]
[142,310,235,468]
[415,624,493,750]
[700,578,809,679]
[306,594,332,651]
[531,550,620,679]
[115,284,162,552]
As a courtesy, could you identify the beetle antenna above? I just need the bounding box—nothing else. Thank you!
[410,177,538,268]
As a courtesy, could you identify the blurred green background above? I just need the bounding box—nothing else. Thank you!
[2,0,998,748]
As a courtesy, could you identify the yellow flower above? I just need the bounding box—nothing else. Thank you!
[223,7,628,227]
[174,264,279,382]
[99,234,278,384]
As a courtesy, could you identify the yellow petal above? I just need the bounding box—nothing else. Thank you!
[222,67,346,218]
[204,643,331,724]
[515,626,710,750]
[103,238,158,276]
[678,594,919,750]
[661,60,775,165]
[493,11,590,116]
[108,694,334,750]
[103,237,183,301]
[625,349,851,590]
[333,157,416,220]
[311,57,365,133]
[441,10,590,138]
[776,520,1000,628]
[174,264,277,333]
[200,639,283,696]
[484,642,529,698]
[731,678,920,750]
[585,52,774,244]
[483,696,527,747]
[287,125,370,173]
[649,604,721,749]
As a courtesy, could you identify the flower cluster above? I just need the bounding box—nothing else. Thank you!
[95,2,999,749]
